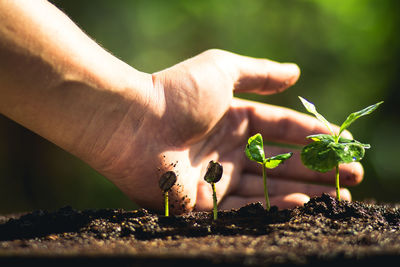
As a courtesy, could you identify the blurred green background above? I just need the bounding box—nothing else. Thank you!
[1,0,399,214]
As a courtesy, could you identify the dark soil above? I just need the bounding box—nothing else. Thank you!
[1,194,400,266]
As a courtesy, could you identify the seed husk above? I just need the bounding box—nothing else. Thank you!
[159,171,177,192]
[204,161,223,184]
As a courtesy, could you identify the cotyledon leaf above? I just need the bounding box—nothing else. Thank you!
[264,152,293,169]
[301,141,338,172]
[301,139,367,172]
[306,134,335,142]
[306,134,371,148]
[328,142,365,164]
[245,133,265,164]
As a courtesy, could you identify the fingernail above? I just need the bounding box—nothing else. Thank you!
[282,63,301,85]
[283,63,301,76]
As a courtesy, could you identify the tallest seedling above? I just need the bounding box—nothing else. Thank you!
[298,96,383,201]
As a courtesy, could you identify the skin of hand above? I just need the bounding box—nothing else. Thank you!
[0,0,364,214]
[126,50,364,213]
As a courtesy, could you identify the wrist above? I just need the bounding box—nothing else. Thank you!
[0,0,157,171]
[64,63,155,169]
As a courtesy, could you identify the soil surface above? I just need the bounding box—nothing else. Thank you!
[1,194,400,266]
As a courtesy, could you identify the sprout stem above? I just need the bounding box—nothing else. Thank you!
[164,191,169,216]
[334,135,341,201]
[212,182,218,220]
[262,164,270,211]
[334,134,339,143]
[335,164,341,201]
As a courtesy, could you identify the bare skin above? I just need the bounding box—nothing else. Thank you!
[0,0,363,214]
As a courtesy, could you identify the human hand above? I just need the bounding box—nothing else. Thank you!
[0,2,363,214]
[99,49,363,213]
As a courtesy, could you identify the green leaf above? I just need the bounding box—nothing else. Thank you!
[306,134,335,142]
[306,134,370,148]
[301,141,338,172]
[245,133,265,163]
[348,139,370,149]
[328,142,366,164]
[298,96,334,135]
[339,101,383,135]
[264,152,293,169]
[301,138,368,172]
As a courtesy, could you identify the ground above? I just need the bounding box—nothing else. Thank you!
[1,194,400,266]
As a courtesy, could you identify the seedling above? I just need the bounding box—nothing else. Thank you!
[298,96,383,201]
[203,160,223,220]
[159,171,177,216]
[245,133,293,211]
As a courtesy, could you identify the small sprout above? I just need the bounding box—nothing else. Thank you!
[159,171,177,216]
[245,133,293,211]
[298,96,383,201]
[203,160,223,220]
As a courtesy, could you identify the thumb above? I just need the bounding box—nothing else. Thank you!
[227,52,301,95]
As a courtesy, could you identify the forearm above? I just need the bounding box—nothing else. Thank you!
[0,0,153,164]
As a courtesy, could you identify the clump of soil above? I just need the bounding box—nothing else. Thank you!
[1,194,400,266]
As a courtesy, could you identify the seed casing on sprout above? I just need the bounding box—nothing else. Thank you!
[159,171,177,192]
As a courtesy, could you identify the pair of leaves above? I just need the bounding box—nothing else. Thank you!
[301,134,369,172]
[299,96,383,138]
[245,133,292,169]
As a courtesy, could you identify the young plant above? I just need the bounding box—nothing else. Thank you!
[203,160,223,220]
[245,133,293,211]
[159,171,177,216]
[298,96,383,201]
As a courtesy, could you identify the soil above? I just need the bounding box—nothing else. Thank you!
[1,193,400,266]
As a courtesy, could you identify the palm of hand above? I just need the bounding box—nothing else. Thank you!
[150,51,249,213]
[101,50,363,214]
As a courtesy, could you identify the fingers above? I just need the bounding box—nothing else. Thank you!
[232,60,300,95]
[200,49,300,95]
[243,146,364,186]
[233,98,353,146]
[219,193,310,210]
